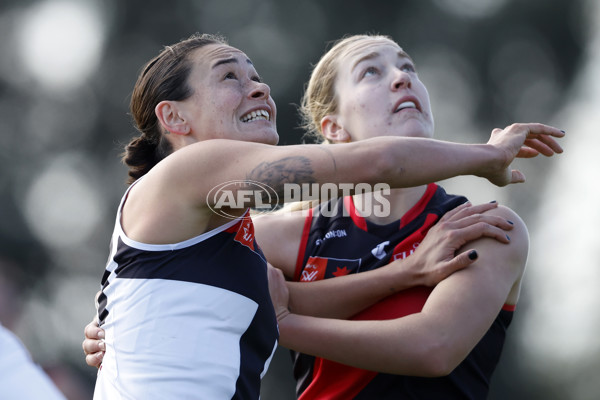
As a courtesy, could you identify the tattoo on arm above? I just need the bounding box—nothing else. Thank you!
[247,156,316,196]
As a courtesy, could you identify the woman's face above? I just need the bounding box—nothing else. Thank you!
[177,44,279,145]
[332,40,434,142]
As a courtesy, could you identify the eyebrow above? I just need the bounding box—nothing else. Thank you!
[351,50,413,72]
[212,57,253,69]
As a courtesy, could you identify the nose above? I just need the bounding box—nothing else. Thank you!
[249,81,270,100]
[391,69,411,91]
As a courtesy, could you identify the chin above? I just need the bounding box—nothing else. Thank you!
[256,130,279,145]
[398,121,434,138]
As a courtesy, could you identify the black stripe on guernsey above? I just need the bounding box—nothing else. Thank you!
[110,226,275,400]
[99,228,276,399]
[113,233,265,298]
[96,292,108,322]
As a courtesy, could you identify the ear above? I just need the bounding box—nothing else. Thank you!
[321,115,351,143]
[155,101,190,135]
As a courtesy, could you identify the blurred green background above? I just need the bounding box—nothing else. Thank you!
[0,0,598,399]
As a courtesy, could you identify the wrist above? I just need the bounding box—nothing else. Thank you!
[385,257,423,292]
[472,144,505,178]
[276,307,290,322]
[400,256,425,287]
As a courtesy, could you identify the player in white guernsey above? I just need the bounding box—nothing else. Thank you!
[87,33,564,399]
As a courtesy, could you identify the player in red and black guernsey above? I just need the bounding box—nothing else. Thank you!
[291,183,516,399]
[257,34,557,400]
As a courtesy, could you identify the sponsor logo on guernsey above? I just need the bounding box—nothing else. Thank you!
[300,257,328,282]
[371,241,390,260]
[392,241,420,260]
[234,218,256,251]
[315,229,348,246]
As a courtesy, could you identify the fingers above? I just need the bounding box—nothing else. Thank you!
[449,202,498,221]
[439,201,499,223]
[526,123,565,138]
[82,334,105,353]
[438,202,473,221]
[520,124,565,156]
[82,334,105,368]
[454,221,512,244]
[84,318,103,340]
[82,326,105,354]
[515,146,539,158]
[431,249,480,284]
[85,350,104,368]
[438,202,513,232]
[447,213,514,232]
[524,137,563,156]
[444,249,479,274]
[510,169,525,184]
[82,317,106,368]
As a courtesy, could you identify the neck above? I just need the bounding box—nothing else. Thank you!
[352,185,428,225]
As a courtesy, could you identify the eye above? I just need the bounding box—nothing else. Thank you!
[361,66,379,78]
[401,63,416,73]
[224,71,237,80]
[251,75,262,83]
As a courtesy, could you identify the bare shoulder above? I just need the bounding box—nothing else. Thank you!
[467,204,529,277]
[486,204,528,249]
[254,207,312,278]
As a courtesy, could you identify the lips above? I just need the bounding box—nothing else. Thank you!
[241,109,270,122]
[393,96,421,113]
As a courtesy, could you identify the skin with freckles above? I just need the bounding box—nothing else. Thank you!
[332,39,434,140]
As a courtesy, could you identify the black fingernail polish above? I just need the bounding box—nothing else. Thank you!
[489,200,497,204]
[506,235,511,241]
[468,250,478,260]
[560,130,565,133]
[507,220,514,225]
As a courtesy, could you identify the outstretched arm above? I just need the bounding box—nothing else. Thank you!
[122,122,562,244]
[156,123,564,212]
[274,206,527,376]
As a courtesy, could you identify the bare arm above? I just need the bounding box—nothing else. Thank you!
[282,202,516,319]
[153,123,564,213]
[275,206,527,376]
[123,123,562,244]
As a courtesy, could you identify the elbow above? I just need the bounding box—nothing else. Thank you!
[414,337,461,377]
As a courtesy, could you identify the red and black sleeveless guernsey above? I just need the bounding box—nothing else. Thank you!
[292,183,514,400]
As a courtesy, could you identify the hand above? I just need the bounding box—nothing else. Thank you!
[406,201,514,287]
[82,317,105,368]
[267,263,290,321]
[482,123,564,186]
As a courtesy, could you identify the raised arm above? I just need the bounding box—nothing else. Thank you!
[156,123,564,212]
[274,205,527,376]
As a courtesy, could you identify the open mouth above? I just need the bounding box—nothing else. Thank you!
[394,101,417,113]
[241,109,270,122]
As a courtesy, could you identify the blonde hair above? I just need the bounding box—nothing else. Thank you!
[299,34,398,143]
